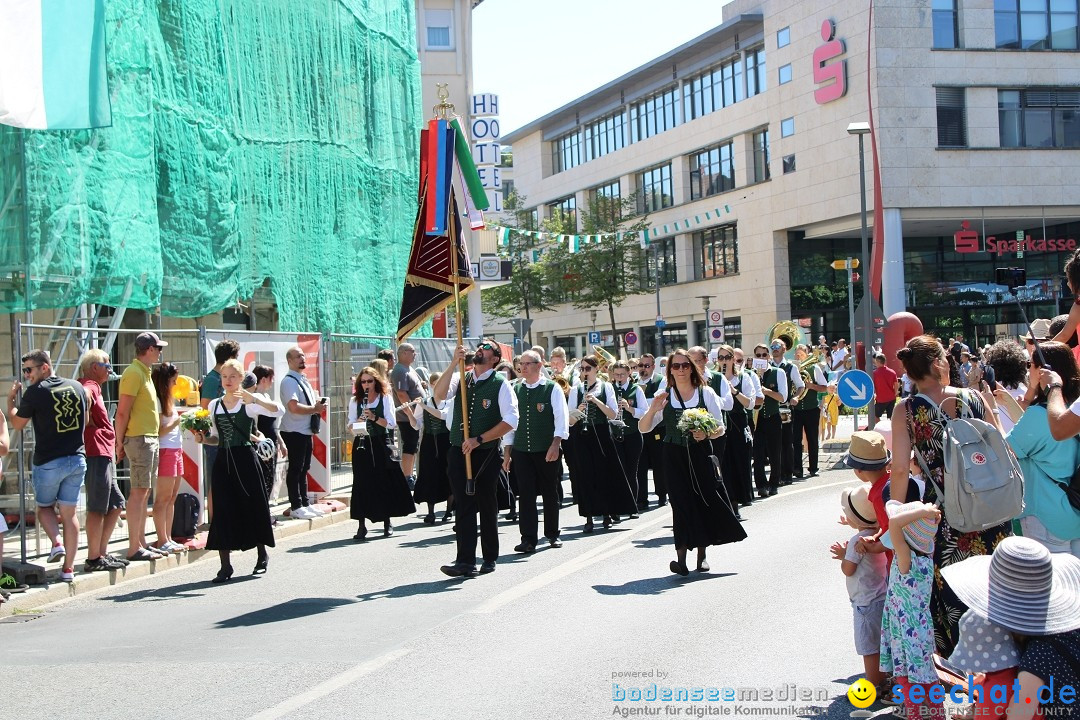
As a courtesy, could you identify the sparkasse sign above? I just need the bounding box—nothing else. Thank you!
[953,220,1076,255]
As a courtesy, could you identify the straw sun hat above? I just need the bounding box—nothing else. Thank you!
[941,536,1080,636]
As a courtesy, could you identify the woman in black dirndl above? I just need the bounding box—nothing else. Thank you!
[413,372,453,524]
[639,349,747,576]
[568,355,638,532]
[348,367,416,540]
[195,360,284,583]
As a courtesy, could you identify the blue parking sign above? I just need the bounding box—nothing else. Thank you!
[588,331,601,345]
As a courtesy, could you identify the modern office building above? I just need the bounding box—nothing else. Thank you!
[503,0,1080,358]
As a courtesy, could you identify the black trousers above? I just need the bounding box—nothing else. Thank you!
[721,412,752,505]
[794,406,821,476]
[614,431,643,507]
[280,431,312,510]
[780,415,795,482]
[512,449,561,543]
[753,413,783,493]
[448,445,500,566]
[639,430,667,504]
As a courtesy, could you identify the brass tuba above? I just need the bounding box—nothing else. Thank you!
[791,348,825,404]
[766,321,805,360]
[553,374,571,397]
[592,345,617,383]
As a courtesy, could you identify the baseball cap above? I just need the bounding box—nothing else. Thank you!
[134,332,168,351]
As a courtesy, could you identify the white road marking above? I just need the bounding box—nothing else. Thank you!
[246,647,412,720]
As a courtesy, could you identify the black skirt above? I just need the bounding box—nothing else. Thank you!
[414,431,451,504]
[351,435,416,522]
[574,422,638,517]
[206,445,276,552]
[663,441,747,550]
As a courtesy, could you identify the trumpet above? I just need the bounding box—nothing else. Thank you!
[791,350,824,404]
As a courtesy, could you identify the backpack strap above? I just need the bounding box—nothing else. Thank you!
[905,396,945,507]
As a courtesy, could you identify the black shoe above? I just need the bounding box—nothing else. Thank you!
[603,516,612,530]
[441,511,453,523]
[478,561,496,575]
[768,488,778,497]
[734,513,743,522]
[211,566,234,584]
[658,498,668,506]
[612,515,623,524]
[637,503,649,512]
[353,528,368,542]
[424,513,436,525]
[384,522,394,538]
[513,542,535,554]
[253,555,269,575]
[780,480,793,487]
[793,473,805,480]
[809,471,820,477]
[757,490,769,499]
[440,563,477,578]
[740,501,753,508]
[697,560,711,573]
[669,560,690,577]
[548,537,563,548]
[505,511,517,522]
[583,519,594,533]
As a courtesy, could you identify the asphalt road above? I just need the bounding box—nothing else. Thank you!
[2,468,907,720]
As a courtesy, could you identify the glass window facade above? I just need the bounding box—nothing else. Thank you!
[547,195,577,229]
[688,141,735,201]
[753,129,771,182]
[642,237,678,287]
[781,117,795,137]
[996,0,1079,49]
[590,180,622,223]
[583,110,626,162]
[694,224,739,279]
[788,223,1078,342]
[933,0,959,48]
[778,63,792,85]
[637,163,673,213]
[777,27,791,48]
[745,46,767,97]
[683,55,745,121]
[937,87,968,147]
[551,131,582,174]
[629,86,681,143]
[999,88,1080,148]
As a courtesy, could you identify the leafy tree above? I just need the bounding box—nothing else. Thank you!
[481,189,552,345]
[546,193,649,356]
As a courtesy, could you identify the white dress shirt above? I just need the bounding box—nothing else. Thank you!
[347,394,398,429]
[502,378,569,447]
[441,369,520,433]
[641,386,727,433]
[613,381,649,419]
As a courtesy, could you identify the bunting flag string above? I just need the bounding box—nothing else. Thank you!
[488,202,734,257]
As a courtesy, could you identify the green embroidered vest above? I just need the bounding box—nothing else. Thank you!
[760,367,781,417]
[661,386,707,447]
[613,382,641,436]
[421,399,448,435]
[450,371,506,449]
[512,381,556,453]
[356,394,387,440]
[578,382,609,427]
[796,367,821,411]
[213,400,254,449]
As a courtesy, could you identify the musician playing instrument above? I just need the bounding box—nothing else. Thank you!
[717,345,756,513]
[769,339,804,485]
[792,344,828,478]
[752,343,787,498]
[637,354,666,508]
[501,350,569,553]
[610,361,648,519]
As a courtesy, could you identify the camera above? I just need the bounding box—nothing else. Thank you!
[995,267,1027,291]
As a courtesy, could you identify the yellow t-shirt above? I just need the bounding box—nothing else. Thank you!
[118,358,159,437]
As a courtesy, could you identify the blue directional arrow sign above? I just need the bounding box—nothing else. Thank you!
[837,369,874,409]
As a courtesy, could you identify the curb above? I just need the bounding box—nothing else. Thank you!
[0,506,354,617]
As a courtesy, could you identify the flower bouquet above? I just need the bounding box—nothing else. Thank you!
[676,408,720,439]
[180,408,212,435]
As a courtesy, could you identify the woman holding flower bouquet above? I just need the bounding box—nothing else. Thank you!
[192,359,284,583]
[639,349,747,576]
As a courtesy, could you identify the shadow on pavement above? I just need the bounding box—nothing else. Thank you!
[105,576,258,602]
[286,537,360,554]
[215,597,355,628]
[398,531,457,549]
[592,572,735,595]
[356,579,466,602]
[631,536,671,549]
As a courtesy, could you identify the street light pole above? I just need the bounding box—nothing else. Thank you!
[653,243,663,357]
[697,295,712,348]
[848,122,874,373]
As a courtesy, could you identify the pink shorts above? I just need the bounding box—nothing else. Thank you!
[158,447,184,478]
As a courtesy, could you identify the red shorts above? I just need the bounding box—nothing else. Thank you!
[158,447,184,478]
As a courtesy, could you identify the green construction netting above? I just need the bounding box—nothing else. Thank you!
[0,0,421,335]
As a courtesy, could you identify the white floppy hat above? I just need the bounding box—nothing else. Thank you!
[941,536,1080,635]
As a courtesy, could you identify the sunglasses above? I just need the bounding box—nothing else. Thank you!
[717,354,733,361]
[519,360,539,366]
[21,366,39,375]
[754,353,769,358]
[95,362,113,370]
[477,343,497,352]
[669,361,692,370]
[360,379,374,385]
[580,363,597,371]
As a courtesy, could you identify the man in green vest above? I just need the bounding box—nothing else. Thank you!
[501,350,568,553]
[751,343,788,498]
[636,354,666,508]
[770,339,804,485]
[433,340,519,578]
[793,344,828,478]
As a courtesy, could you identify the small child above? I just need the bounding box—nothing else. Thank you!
[831,485,889,692]
[947,610,1022,720]
[822,383,840,440]
[880,499,943,720]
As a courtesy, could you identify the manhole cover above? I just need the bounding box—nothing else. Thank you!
[0,613,44,623]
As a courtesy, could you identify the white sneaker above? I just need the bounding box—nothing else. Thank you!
[291,507,313,519]
[306,506,325,517]
[47,544,65,563]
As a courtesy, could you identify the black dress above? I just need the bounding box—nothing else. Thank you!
[658,387,747,550]
[349,395,416,522]
[255,410,279,499]
[570,382,638,518]
[413,400,451,505]
[206,400,277,552]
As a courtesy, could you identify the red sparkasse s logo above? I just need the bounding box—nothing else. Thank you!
[813,19,848,105]
[954,221,980,253]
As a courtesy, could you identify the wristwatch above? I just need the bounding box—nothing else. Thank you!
[1047,383,1063,393]
[475,434,484,444]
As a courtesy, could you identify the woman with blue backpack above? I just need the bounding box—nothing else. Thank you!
[890,335,1013,657]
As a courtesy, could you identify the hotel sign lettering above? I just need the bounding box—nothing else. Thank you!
[954,220,1077,255]
[813,19,847,105]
